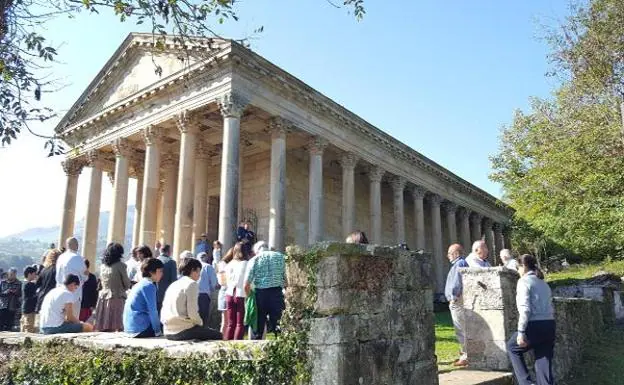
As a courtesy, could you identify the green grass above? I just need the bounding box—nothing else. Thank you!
[560,326,624,385]
[435,311,461,373]
[546,259,624,287]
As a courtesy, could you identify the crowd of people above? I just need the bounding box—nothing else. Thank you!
[445,240,555,385]
[0,221,286,342]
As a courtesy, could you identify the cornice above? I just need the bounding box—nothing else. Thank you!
[229,43,513,217]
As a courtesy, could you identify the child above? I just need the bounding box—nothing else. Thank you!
[20,266,38,333]
[80,259,98,322]
[212,241,222,268]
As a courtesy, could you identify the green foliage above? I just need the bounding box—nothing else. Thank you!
[491,0,624,261]
[546,258,624,287]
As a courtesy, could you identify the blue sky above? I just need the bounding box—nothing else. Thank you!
[0,0,571,237]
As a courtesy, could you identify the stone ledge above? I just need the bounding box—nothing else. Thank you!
[439,370,513,385]
[0,331,270,359]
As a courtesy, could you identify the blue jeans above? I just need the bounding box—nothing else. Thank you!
[41,322,83,334]
[251,287,284,340]
[507,320,556,385]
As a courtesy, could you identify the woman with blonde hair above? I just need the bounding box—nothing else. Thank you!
[35,249,62,313]
[217,246,234,334]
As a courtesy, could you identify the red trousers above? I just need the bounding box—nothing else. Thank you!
[224,295,245,340]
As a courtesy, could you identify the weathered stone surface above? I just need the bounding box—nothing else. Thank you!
[463,269,608,381]
[552,284,618,324]
[287,244,437,385]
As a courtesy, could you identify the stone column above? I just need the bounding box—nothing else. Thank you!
[502,226,512,250]
[482,218,494,265]
[81,152,102,267]
[391,176,406,244]
[428,193,445,299]
[192,139,211,251]
[410,186,427,251]
[155,185,164,244]
[308,136,327,245]
[131,168,143,248]
[492,223,504,262]
[161,154,178,246]
[470,212,483,244]
[443,201,458,245]
[368,166,385,244]
[341,152,358,238]
[173,112,198,260]
[107,138,131,244]
[268,117,287,251]
[138,126,163,248]
[217,93,246,250]
[458,207,471,252]
[58,158,84,246]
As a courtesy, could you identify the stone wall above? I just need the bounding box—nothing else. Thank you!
[463,268,607,381]
[551,284,622,324]
[286,243,438,385]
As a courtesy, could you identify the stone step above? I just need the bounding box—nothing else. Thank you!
[439,370,514,385]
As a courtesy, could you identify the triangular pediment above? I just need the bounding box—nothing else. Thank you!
[56,33,229,133]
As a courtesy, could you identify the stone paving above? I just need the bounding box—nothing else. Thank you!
[439,370,513,385]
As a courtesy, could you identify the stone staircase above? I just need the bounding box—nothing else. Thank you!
[439,370,514,385]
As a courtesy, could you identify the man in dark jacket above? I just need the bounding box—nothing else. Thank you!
[0,268,22,331]
[157,245,177,312]
[80,259,98,322]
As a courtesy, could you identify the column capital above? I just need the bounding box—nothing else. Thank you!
[470,212,483,224]
[391,176,406,192]
[143,125,165,147]
[457,207,470,220]
[111,138,131,157]
[218,92,247,118]
[196,139,217,160]
[482,217,493,230]
[368,166,385,183]
[175,110,200,135]
[268,116,288,139]
[427,193,443,206]
[86,150,105,169]
[341,152,359,170]
[409,185,427,200]
[443,201,458,214]
[308,136,328,156]
[62,158,85,176]
[160,153,178,169]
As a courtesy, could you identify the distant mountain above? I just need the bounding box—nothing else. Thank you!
[1,206,136,262]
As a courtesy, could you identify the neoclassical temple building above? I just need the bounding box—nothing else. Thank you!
[55,33,512,297]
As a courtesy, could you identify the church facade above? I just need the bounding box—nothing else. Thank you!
[55,33,512,297]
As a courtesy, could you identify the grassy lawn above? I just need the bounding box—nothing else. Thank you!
[435,311,460,373]
[546,259,624,286]
[559,325,624,385]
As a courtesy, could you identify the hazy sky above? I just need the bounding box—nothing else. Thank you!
[0,0,571,237]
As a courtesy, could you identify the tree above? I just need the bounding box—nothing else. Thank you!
[0,0,365,155]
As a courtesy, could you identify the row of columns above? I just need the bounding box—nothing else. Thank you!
[59,92,509,271]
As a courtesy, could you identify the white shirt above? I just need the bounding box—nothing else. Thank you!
[39,286,74,328]
[505,259,519,271]
[56,250,87,318]
[466,253,491,268]
[160,276,202,335]
[226,260,248,298]
[126,257,142,282]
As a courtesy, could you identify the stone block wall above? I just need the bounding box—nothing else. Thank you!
[463,268,607,381]
[286,243,439,385]
[461,267,519,371]
[551,284,620,324]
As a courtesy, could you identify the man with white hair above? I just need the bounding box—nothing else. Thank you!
[244,240,286,340]
[466,240,491,268]
[499,249,518,271]
[56,237,88,319]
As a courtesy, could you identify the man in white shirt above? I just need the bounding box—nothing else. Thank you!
[466,240,492,268]
[55,237,88,319]
[40,274,94,334]
[500,249,519,271]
